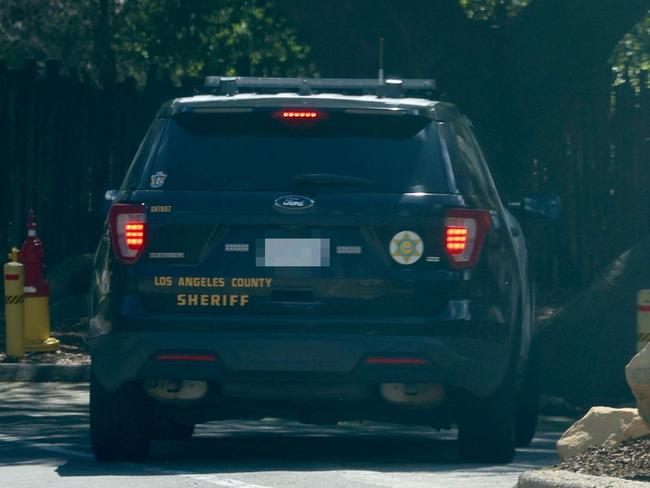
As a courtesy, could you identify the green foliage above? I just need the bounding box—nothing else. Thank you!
[459,1,650,90]
[457,0,531,22]
[610,10,650,91]
[0,0,315,84]
[0,0,94,69]
[115,0,315,84]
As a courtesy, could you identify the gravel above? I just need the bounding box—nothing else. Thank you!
[558,435,650,482]
[0,317,89,365]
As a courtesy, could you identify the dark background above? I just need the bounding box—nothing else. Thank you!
[1,0,649,402]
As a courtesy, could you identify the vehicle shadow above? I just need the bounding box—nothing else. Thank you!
[0,382,568,478]
[54,416,567,478]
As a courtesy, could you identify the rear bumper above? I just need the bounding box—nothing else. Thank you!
[90,324,512,398]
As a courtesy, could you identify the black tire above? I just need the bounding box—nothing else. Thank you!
[457,373,516,464]
[90,371,152,462]
[152,419,195,441]
[515,342,540,447]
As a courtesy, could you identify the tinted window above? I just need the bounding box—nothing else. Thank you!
[146,111,449,193]
[447,120,499,209]
[120,118,165,190]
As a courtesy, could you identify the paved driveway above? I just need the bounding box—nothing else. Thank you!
[0,382,572,487]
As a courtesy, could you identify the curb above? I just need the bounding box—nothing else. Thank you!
[0,363,89,382]
[518,470,649,488]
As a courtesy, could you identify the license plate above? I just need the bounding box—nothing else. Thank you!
[257,238,330,267]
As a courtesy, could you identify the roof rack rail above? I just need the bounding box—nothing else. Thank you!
[202,76,436,98]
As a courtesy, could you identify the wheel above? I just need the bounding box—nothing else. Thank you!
[152,419,195,441]
[90,371,152,462]
[457,372,516,463]
[515,342,540,447]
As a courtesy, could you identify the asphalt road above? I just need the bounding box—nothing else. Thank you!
[0,382,573,488]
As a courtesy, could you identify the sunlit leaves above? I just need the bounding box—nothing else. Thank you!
[610,10,650,91]
[457,0,531,22]
[0,0,316,84]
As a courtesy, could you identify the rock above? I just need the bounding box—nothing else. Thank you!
[626,344,650,428]
[556,406,650,461]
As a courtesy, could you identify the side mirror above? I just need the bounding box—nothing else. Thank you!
[102,189,118,216]
[507,194,561,223]
[105,189,118,202]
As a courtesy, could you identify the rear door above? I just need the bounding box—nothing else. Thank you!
[125,107,463,319]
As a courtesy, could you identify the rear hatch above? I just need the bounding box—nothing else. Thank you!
[126,107,462,318]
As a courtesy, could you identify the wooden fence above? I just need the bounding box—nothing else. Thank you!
[0,61,189,266]
[0,61,648,290]
[524,68,650,288]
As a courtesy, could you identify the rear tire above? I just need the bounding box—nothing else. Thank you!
[515,342,540,447]
[152,419,195,441]
[457,373,516,463]
[90,371,152,462]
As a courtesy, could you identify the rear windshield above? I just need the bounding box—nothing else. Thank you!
[145,110,449,193]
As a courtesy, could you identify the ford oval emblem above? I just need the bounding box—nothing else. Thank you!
[274,195,315,211]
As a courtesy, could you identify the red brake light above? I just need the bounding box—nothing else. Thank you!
[125,222,145,249]
[445,226,469,255]
[273,109,325,121]
[109,204,147,264]
[280,110,319,118]
[443,209,492,269]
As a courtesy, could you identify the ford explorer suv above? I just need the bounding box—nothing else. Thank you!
[88,76,559,463]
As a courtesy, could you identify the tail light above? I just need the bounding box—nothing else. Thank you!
[443,208,492,269]
[109,203,147,264]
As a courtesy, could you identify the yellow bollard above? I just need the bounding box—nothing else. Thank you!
[24,295,59,351]
[4,248,25,358]
[636,290,650,352]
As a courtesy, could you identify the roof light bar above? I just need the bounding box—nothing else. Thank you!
[203,76,436,98]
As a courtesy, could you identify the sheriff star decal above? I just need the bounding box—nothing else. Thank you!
[150,171,168,188]
[390,231,423,265]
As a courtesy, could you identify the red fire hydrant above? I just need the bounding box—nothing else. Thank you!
[18,210,59,352]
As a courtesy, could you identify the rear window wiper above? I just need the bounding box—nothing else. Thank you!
[292,173,375,188]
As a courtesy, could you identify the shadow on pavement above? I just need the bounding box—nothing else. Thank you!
[0,383,570,478]
[55,417,567,478]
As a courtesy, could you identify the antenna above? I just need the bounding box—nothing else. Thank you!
[378,37,384,84]
[245,1,253,76]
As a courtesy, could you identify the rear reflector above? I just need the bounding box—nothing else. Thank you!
[366,357,429,365]
[108,203,147,264]
[443,208,492,269]
[156,354,217,362]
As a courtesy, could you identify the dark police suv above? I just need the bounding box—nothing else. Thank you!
[89,77,559,463]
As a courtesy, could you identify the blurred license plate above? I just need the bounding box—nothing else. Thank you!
[257,238,330,267]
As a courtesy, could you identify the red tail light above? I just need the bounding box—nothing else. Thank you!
[109,204,147,264]
[443,208,492,269]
